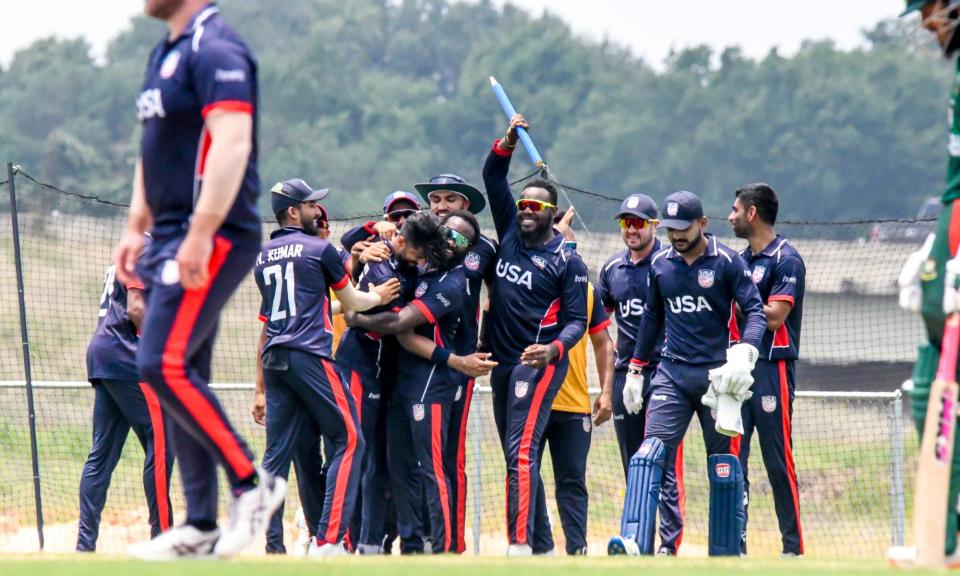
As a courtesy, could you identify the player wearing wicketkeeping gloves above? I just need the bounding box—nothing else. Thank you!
[416,175,499,555]
[597,195,686,555]
[345,212,489,554]
[78,235,174,552]
[254,180,401,557]
[482,114,589,556]
[728,183,806,557]
[898,0,960,558]
[116,0,284,559]
[611,190,766,557]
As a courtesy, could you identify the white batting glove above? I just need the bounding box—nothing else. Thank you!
[623,359,646,415]
[701,382,719,410]
[945,254,960,315]
[898,233,934,313]
[715,393,745,437]
[713,343,758,396]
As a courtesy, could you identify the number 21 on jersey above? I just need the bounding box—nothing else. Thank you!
[263,262,297,321]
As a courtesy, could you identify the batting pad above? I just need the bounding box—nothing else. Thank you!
[621,437,665,554]
[708,453,746,556]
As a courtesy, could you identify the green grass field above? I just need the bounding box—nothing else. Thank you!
[0,556,938,576]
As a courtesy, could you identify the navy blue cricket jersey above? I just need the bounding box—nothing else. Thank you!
[597,240,665,371]
[453,234,498,355]
[138,3,260,237]
[481,144,588,365]
[255,227,350,359]
[632,235,766,365]
[86,264,145,383]
[336,243,417,379]
[740,235,805,361]
[394,266,467,403]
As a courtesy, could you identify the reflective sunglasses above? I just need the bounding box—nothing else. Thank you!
[618,217,658,230]
[386,209,417,223]
[445,227,471,249]
[516,199,557,212]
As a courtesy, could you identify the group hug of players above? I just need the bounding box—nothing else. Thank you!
[82,113,806,558]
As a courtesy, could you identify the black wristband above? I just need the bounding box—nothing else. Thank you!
[431,346,451,367]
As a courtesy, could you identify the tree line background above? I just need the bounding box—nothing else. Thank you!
[0,0,953,226]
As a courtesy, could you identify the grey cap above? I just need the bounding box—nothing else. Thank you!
[659,190,704,230]
[617,194,659,220]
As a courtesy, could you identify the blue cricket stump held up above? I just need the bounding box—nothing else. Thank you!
[489,76,544,168]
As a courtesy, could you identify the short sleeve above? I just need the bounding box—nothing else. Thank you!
[411,273,466,324]
[769,255,804,307]
[588,283,611,334]
[319,243,350,291]
[192,40,254,118]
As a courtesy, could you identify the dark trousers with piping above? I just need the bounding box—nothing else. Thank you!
[445,375,475,554]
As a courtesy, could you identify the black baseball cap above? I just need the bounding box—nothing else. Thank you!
[617,194,659,220]
[660,190,704,230]
[270,179,329,214]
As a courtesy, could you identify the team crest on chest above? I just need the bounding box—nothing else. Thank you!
[515,380,529,399]
[762,395,777,413]
[698,269,715,289]
[531,255,547,270]
[751,265,766,284]
[413,403,425,421]
[415,281,428,298]
[160,51,181,79]
[464,252,480,271]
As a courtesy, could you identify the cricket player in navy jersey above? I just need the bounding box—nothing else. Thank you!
[115,0,285,559]
[255,180,401,556]
[341,191,422,274]
[482,115,589,556]
[610,190,766,557]
[597,195,686,555]
[78,236,174,552]
[415,175,498,555]
[345,212,490,554]
[728,183,806,557]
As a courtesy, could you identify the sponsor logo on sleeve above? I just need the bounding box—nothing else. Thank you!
[437,293,451,307]
[214,68,247,82]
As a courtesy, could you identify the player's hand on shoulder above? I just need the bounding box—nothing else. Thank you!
[113,230,145,287]
[360,241,390,264]
[371,278,401,304]
[520,343,558,368]
[451,352,498,377]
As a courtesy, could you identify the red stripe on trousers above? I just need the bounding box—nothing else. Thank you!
[139,382,170,532]
[323,359,359,543]
[515,364,555,544]
[350,371,363,423]
[431,404,452,552]
[950,200,960,257]
[778,360,804,554]
[729,434,742,457]
[675,440,685,551]
[160,236,254,479]
[455,379,474,553]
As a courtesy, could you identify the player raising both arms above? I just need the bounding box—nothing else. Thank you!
[728,183,806,557]
[482,115,588,556]
[116,0,284,559]
[611,191,766,557]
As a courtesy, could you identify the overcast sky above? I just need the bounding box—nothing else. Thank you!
[0,0,908,68]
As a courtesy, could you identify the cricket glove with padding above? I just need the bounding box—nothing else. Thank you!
[623,359,647,415]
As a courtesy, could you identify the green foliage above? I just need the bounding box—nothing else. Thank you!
[0,0,952,224]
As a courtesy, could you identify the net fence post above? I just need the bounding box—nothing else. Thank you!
[7,163,45,551]
[890,389,906,548]
[471,383,483,555]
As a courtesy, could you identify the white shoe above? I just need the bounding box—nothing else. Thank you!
[128,525,220,561]
[507,543,533,556]
[292,507,310,557]
[308,539,350,557]
[607,535,640,556]
[214,469,287,558]
[355,543,383,555]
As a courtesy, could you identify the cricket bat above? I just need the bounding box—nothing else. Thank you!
[914,312,960,567]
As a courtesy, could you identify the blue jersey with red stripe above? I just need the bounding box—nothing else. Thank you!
[86,264,144,383]
[740,235,805,361]
[453,233,498,355]
[395,266,467,403]
[597,240,665,371]
[633,235,766,365]
[481,145,589,365]
[138,3,260,237]
[336,243,417,387]
[255,227,350,359]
